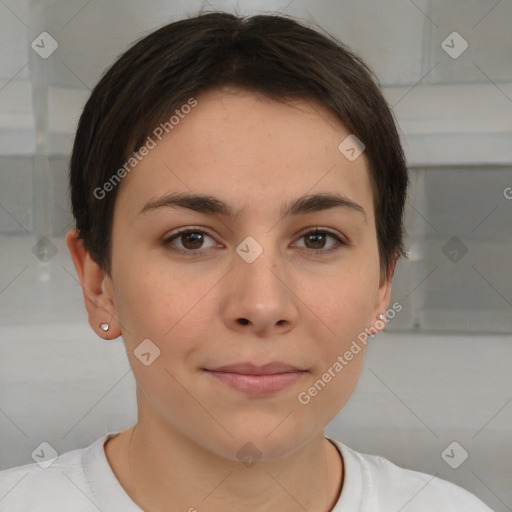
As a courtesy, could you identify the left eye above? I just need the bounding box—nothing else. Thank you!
[295,229,345,253]
[163,228,345,255]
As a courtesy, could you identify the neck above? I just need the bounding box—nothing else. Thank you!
[122,420,343,512]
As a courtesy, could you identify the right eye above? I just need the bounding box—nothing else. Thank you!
[163,228,220,256]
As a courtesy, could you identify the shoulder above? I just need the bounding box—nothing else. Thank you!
[330,439,494,511]
[0,439,102,512]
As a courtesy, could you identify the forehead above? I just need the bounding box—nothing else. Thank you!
[114,88,374,222]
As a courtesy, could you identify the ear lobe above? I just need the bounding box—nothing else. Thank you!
[370,263,395,336]
[65,229,121,339]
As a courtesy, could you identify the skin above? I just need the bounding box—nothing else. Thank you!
[66,87,394,511]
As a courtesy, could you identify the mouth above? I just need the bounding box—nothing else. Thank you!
[203,362,308,395]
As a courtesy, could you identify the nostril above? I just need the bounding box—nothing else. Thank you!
[238,318,250,325]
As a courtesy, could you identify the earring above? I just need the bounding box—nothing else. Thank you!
[377,314,385,320]
[99,323,110,332]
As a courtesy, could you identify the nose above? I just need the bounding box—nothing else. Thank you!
[220,244,299,338]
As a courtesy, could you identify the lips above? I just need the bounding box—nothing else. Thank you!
[203,361,308,395]
[206,361,305,375]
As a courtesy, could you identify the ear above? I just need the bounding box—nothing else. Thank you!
[369,254,398,335]
[66,228,122,340]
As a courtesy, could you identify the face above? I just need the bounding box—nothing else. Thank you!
[100,88,391,460]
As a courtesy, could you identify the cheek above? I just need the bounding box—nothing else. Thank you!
[113,261,208,411]
[303,263,378,343]
[112,253,223,373]
[113,251,193,334]
[297,262,377,408]
[297,353,366,425]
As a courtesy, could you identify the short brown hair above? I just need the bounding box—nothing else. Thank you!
[69,11,408,278]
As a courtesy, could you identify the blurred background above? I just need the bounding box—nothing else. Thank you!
[0,0,511,509]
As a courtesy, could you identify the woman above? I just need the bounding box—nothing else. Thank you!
[0,11,494,511]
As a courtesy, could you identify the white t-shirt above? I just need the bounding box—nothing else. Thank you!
[0,431,494,511]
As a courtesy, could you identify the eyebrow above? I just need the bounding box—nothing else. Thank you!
[139,191,367,222]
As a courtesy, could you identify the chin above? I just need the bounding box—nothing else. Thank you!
[201,418,318,464]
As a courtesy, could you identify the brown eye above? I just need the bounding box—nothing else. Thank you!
[163,227,346,257]
[305,232,327,249]
[180,231,204,250]
[295,228,346,255]
[164,228,218,255]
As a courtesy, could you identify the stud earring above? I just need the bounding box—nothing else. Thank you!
[377,314,385,320]
[99,323,110,332]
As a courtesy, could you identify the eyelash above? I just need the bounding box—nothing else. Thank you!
[163,227,347,257]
